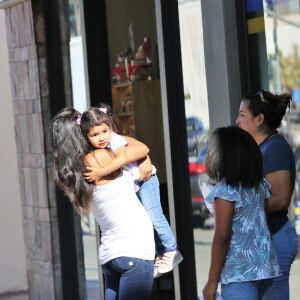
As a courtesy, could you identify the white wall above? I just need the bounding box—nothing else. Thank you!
[0,9,28,294]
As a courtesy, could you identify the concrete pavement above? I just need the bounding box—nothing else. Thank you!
[2,225,298,299]
[194,224,300,300]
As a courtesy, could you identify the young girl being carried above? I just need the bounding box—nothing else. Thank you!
[79,103,183,278]
[201,126,280,300]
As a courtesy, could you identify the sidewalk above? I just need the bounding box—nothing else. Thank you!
[1,230,299,299]
[290,256,300,299]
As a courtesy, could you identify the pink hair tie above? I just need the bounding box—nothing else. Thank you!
[76,115,82,125]
[99,107,107,113]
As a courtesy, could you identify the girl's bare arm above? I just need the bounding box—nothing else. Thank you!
[84,148,120,185]
[202,198,234,300]
[123,136,149,162]
[84,136,150,183]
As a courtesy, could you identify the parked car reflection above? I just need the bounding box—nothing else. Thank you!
[189,143,212,227]
[281,114,300,235]
[293,147,300,202]
[186,116,206,156]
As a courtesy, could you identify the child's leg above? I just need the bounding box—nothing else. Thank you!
[138,175,183,276]
[138,175,177,255]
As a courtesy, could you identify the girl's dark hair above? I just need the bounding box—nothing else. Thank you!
[243,90,292,132]
[49,107,93,214]
[205,126,263,189]
[80,103,117,148]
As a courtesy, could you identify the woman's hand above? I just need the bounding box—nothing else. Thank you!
[202,280,218,300]
[138,155,152,181]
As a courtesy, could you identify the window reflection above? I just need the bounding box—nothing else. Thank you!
[264,2,300,298]
[81,215,101,299]
[69,0,81,37]
[264,0,300,95]
[178,0,209,131]
[178,0,212,298]
[69,0,88,113]
[68,0,101,298]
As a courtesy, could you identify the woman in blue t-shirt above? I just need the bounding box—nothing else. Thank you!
[202,126,280,300]
[236,90,299,300]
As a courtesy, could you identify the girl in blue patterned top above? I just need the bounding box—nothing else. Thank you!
[202,126,280,300]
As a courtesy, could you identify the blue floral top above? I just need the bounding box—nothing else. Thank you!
[205,178,281,284]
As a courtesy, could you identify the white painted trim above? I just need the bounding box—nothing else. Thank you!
[0,0,26,9]
[155,1,181,299]
[79,0,91,109]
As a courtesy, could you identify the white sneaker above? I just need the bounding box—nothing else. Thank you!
[156,250,183,274]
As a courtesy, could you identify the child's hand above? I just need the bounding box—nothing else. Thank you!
[84,167,103,184]
[202,280,219,300]
[138,155,152,181]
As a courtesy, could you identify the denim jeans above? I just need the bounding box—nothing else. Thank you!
[263,220,298,300]
[221,279,273,299]
[138,174,177,255]
[102,257,154,300]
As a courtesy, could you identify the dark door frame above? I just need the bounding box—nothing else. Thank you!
[159,1,198,299]
[82,0,198,298]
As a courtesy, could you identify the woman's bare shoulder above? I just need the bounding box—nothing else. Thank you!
[84,148,114,168]
[85,149,120,184]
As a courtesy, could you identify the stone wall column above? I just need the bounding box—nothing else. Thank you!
[0,0,62,298]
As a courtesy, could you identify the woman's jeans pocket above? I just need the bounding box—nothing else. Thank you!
[102,257,154,300]
[102,256,141,276]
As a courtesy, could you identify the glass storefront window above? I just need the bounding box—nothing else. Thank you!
[81,215,102,299]
[67,0,177,298]
[69,0,81,37]
[69,0,89,113]
[68,1,101,299]
[178,0,300,298]
[264,2,300,297]
[264,0,300,97]
[178,0,213,298]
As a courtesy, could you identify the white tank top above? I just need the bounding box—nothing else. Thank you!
[91,169,155,265]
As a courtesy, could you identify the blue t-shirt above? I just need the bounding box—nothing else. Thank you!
[206,179,281,284]
[260,134,295,234]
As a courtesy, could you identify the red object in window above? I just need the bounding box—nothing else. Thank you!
[189,163,206,175]
[191,196,204,202]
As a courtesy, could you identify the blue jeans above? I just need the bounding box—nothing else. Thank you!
[263,220,298,300]
[221,279,273,299]
[102,257,154,300]
[138,174,177,255]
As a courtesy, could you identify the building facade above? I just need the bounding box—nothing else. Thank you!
[0,0,299,299]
